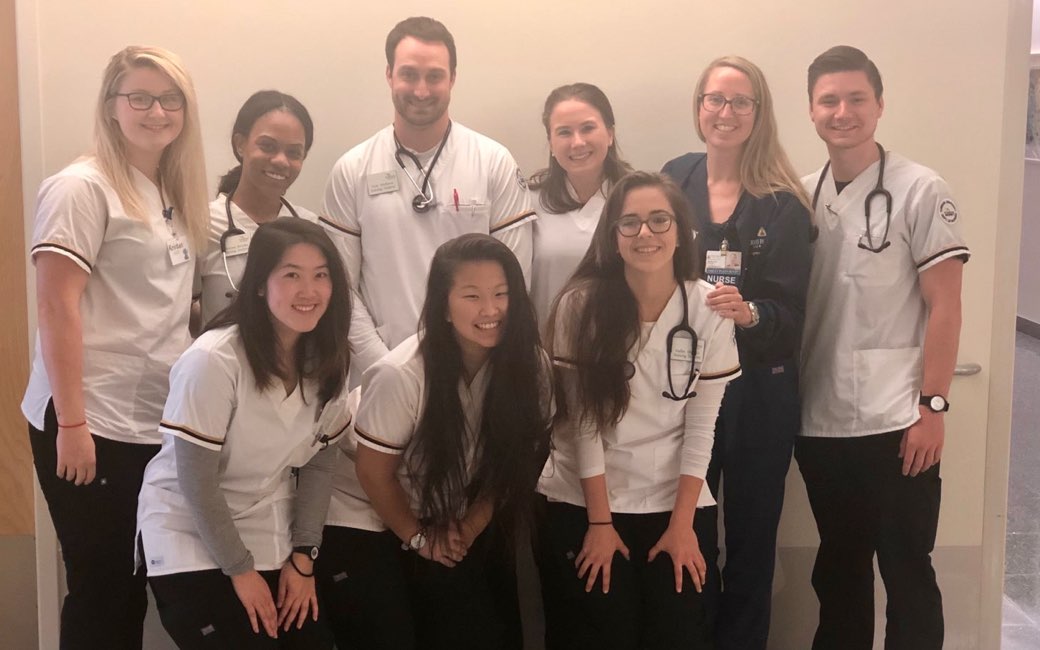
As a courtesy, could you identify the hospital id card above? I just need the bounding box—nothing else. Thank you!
[167,236,190,266]
[705,249,741,286]
[224,233,251,257]
[366,171,400,196]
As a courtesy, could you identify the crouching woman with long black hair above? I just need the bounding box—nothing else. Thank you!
[137,219,352,648]
[317,233,553,650]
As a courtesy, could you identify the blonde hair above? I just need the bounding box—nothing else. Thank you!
[93,46,208,250]
[694,56,810,213]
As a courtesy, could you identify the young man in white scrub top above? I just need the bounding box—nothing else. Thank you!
[796,45,969,650]
[321,16,535,375]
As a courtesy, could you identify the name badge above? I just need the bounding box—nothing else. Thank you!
[366,171,400,196]
[705,249,742,286]
[224,233,251,257]
[167,236,190,266]
[671,337,695,363]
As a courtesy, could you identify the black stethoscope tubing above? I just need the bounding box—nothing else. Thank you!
[394,121,452,213]
[220,194,302,295]
[621,282,701,401]
[811,142,892,253]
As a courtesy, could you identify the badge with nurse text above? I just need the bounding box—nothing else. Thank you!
[704,240,741,286]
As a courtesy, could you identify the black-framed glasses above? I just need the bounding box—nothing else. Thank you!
[616,213,674,237]
[109,92,185,111]
[699,93,758,116]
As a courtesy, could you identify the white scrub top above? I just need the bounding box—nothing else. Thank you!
[137,326,352,576]
[537,280,741,513]
[22,158,194,444]
[321,122,536,375]
[325,334,489,531]
[529,185,606,331]
[799,151,970,438]
[195,195,318,327]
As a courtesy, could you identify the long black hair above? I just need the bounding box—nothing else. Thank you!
[528,82,632,214]
[206,219,350,404]
[217,90,314,196]
[547,171,699,430]
[410,234,552,537]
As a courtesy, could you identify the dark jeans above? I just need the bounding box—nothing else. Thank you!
[149,569,333,649]
[29,400,160,650]
[795,430,944,650]
[702,366,799,650]
[317,523,521,650]
[536,500,715,650]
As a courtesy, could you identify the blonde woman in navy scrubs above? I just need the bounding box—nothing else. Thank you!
[22,46,208,649]
[537,172,740,650]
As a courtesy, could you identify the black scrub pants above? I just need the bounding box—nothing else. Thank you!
[795,429,944,650]
[536,500,716,650]
[29,400,160,650]
[148,569,333,649]
[701,364,799,650]
[317,522,522,650]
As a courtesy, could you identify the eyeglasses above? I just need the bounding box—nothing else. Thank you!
[699,93,758,116]
[109,92,185,111]
[616,213,674,237]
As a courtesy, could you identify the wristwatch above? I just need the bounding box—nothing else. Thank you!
[293,545,319,561]
[405,529,428,552]
[740,301,760,329]
[919,394,950,413]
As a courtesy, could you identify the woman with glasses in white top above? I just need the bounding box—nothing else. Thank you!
[661,56,813,650]
[536,172,739,650]
[22,46,208,649]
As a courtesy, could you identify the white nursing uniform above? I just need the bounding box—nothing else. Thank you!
[137,326,352,575]
[325,334,489,531]
[799,151,970,438]
[537,281,741,513]
[22,158,194,444]
[195,195,318,326]
[321,123,536,374]
[529,186,606,330]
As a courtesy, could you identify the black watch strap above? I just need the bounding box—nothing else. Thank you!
[919,394,950,413]
[293,545,319,561]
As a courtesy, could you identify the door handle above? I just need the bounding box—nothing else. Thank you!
[954,363,981,376]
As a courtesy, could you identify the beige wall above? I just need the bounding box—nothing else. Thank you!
[17,0,1029,647]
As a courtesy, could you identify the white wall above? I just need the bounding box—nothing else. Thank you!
[18,1,1028,648]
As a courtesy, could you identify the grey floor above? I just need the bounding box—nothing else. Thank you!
[1003,331,1040,648]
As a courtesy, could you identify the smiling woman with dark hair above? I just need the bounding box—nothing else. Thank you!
[137,219,352,649]
[196,89,319,328]
[536,171,740,650]
[317,233,553,650]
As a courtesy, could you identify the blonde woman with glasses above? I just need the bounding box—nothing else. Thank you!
[661,56,813,650]
[21,46,208,649]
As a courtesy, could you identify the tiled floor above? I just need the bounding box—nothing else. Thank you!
[1003,331,1040,648]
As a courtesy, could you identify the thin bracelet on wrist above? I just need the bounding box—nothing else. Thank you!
[57,420,87,429]
[288,554,314,577]
[587,520,613,526]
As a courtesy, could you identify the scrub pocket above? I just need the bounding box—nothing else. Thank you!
[853,347,921,430]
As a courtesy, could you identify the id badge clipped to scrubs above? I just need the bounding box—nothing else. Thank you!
[223,233,251,257]
[704,240,741,286]
[167,235,190,266]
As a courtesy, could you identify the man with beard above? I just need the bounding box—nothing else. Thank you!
[322,16,535,375]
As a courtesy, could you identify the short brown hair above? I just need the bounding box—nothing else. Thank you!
[385,16,457,74]
[807,45,883,102]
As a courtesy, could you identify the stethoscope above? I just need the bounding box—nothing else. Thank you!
[621,282,702,401]
[394,121,452,213]
[811,142,892,253]
[220,194,301,296]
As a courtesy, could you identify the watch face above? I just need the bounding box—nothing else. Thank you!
[309,547,319,560]
[929,395,947,411]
